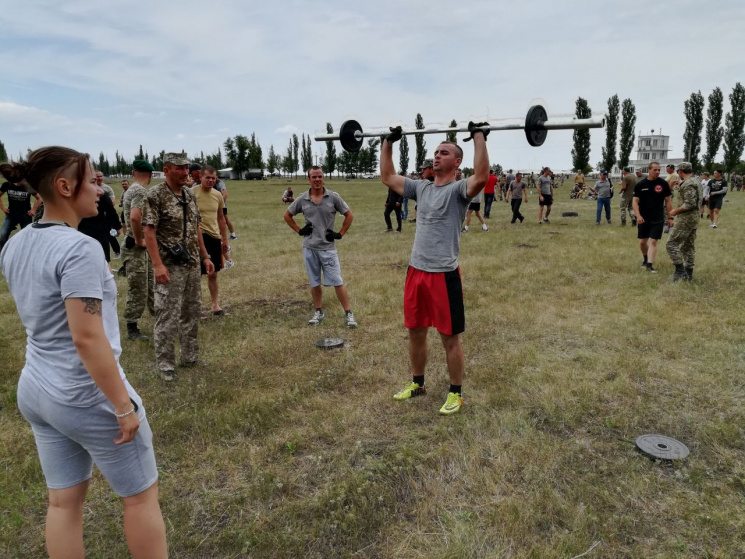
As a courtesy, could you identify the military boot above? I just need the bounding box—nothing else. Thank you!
[127,322,149,341]
[685,267,694,281]
[671,264,688,282]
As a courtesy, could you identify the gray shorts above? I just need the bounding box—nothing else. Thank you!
[17,374,158,497]
[303,247,343,287]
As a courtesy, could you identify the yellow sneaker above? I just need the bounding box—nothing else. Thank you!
[393,382,426,401]
[439,392,463,415]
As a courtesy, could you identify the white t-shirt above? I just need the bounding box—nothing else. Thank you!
[1,224,127,407]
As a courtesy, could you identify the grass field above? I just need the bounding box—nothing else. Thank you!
[1,176,744,558]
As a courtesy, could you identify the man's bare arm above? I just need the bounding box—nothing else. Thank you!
[466,134,489,197]
[380,139,406,196]
[338,210,353,237]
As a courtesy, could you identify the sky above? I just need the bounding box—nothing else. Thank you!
[2,0,744,173]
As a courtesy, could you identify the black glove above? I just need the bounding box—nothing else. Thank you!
[381,126,403,145]
[464,121,490,142]
[325,229,343,242]
[298,223,313,237]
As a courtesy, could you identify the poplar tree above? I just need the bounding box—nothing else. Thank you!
[0,140,7,163]
[415,113,426,170]
[703,87,724,171]
[723,82,745,173]
[324,123,337,176]
[399,134,410,176]
[571,97,592,173]
[446,119,458,143]
[682,91,705,172]
[601,94,619,172]
[618,98,637,169]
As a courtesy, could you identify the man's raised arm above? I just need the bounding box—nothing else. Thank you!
[466,126,489,197]
[379,134,406,196]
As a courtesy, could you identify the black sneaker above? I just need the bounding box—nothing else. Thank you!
[127,329,149,341]
[645,263,658,274]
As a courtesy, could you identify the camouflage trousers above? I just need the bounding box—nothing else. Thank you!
[619,196,635,224]
[666,224,697,267]
[154,264,201,372]
[122,244,154,323]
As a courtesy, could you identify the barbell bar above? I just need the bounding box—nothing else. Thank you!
[314,104,605,153]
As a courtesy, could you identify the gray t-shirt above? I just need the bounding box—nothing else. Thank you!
[213,180,227,207]
[0,224,127,407]
[287,188,350,250]
[538,175,552,195]
[509,180,527,200]
[404,178,472,272]
[469,190,482,203]
[100,183,116,201]
[594,179,612,199]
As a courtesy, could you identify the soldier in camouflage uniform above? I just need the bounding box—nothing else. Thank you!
[666,162,702,281]
[619,166,637,226]
[143,152,214,380]
[121,159,155,340]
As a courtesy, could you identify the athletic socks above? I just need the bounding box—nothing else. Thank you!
[413,375,425,387]
[449,384,462,395]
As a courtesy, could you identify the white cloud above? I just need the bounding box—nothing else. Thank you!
[1,0,744,167]
[275,125,300,135]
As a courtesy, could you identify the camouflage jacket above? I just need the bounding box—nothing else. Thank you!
[674,176,702,228]
[122,182,147,240]
[142,182,202,267]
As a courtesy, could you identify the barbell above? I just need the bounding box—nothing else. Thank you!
[314,105,605,153]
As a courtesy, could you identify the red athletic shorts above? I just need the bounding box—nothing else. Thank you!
[404,266,465,336]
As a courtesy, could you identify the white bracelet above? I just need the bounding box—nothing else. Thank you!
[115,406,136,418]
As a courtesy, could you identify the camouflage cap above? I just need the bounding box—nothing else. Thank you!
[420,159,433,169]
[163,152,190,166]
[678,161,693,173]
[132,159,154,172]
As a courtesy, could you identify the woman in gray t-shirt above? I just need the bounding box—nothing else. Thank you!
[0,148,167,557]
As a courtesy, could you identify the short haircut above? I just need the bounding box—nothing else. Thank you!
[438,142,463,159]
[648,161,660,170]
[714,169,723,174]
[307,165,322,178]
[703,172,710,177]
[202,165,217,175]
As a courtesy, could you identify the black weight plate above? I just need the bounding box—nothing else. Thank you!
[339,120,363,153]
[315,337,345,350]
[635,434,689,460]
[525,105,548,147]
[562,212,579,217]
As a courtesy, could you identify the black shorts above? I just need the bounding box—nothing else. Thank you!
[637,220,664,240]
[468,202,481,212]
[539,194,553,206]
[708,196,723,210]
[222,207,228,215]
[200,233,223,274]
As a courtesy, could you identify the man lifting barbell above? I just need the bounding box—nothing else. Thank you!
[380,122,489,416]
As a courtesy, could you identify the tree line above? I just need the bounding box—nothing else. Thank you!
[572,83,745,175]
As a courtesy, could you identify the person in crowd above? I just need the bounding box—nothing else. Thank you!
[142,152,214,380]
[507,172,528,224]
[0,147,167,558]
[379,122,489,415]
[284,166,357,328]
[591,170,613,225]
[632,161,673,273]
[0,174,41,250]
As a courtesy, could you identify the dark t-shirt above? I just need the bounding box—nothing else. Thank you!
[633,178,671,222]
[708,178,727,196]
[1,182,33,217]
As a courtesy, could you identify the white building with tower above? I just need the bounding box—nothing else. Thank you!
[626,130,683,173]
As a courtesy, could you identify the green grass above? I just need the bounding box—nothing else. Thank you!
[1,177,745,558]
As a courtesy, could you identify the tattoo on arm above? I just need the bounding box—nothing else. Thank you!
[80,297,102,316]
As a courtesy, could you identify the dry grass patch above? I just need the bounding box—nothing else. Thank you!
[1,178,744,557]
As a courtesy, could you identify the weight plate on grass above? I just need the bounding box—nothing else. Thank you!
[635,434,689,460]
[315,337,345,350]
[562,211,579,217]
[525,104,548,147]
[339,120,363,153]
